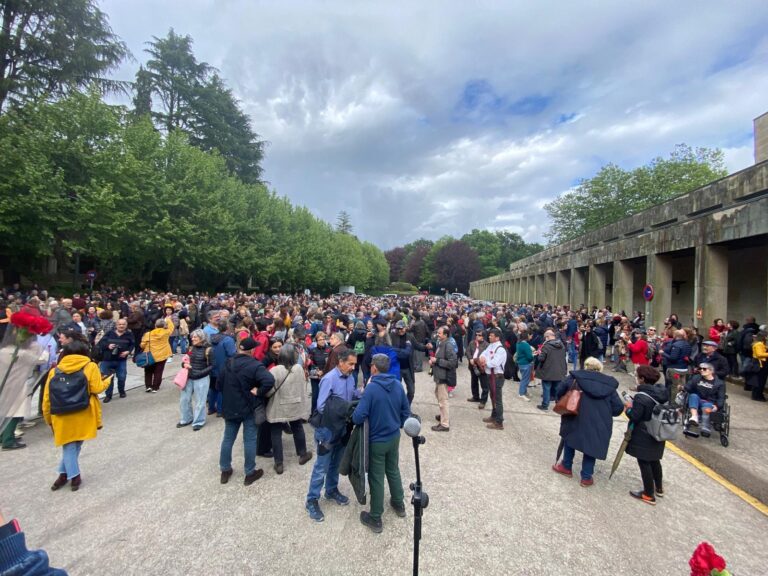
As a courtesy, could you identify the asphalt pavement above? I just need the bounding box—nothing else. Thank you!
[1,358,766,575]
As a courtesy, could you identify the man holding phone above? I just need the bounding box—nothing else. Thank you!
[98,319,135,402]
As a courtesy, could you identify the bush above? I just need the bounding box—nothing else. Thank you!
[387,282,419,294]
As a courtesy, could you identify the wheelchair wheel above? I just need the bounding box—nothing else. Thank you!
[720,434,729,448]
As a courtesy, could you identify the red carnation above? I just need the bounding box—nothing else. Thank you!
[10,312,53,336]
[689,542,727,576]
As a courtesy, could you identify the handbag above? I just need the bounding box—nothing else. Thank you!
[135,332,156,368]
[174,367,189,390]
[740,357,760,375]
[554,378,582,416]
[253,402,267,426]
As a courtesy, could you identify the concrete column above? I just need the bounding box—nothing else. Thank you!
[646,254,673,328]
[534,274,543,304]
[612,260,634,315]
[694,245,728,330]
[588,264,606,309]
[571,268,586,310]
[556,270,569,307]
[545,273,556,305]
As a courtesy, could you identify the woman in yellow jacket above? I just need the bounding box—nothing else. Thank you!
[43,340,111,491]
[749,331,768,402]
[140,317,175,392]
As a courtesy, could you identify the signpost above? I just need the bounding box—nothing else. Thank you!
[642,283,654,302]
[86,270,97,291]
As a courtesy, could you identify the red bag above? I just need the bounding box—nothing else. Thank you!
[554,381,581,416]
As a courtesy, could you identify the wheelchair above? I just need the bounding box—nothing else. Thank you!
[674,388,731,447]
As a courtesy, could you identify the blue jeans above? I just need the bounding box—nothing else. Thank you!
[688,393,713,411]
[58,441,84,479]
[180,376,210,427]
[172,335,189,355]
[208,375,222,414]
[567,341,578,368]
[219,416,258,475]
[541,380,559,406]
[100,359,127,397]
[518,364,532,395]
[562,442,596,481]
[306,427,345,502]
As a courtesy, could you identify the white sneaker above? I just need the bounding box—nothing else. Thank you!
[167,356,173,363]
[448,392,455,398]
[689,413,699,425]
[518,394,530,402]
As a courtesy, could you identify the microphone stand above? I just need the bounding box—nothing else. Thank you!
[410,433,428,576]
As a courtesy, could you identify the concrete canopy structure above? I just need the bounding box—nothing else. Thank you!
[470,160,768,329]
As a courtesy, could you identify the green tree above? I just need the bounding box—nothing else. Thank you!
[496,231,544,268]
[336,210,353,234]
[544,144,728,244]
[139,29,263,182]
[0,0,129,114]
[461,229,502,277]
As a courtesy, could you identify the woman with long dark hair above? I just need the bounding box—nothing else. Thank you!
[43,340,111,491]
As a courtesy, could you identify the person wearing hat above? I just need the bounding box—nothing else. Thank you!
[695,340,729,380]
[218,337,275,485]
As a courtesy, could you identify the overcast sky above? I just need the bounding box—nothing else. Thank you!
[101,0,768,250]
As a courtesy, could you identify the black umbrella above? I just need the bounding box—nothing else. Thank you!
[609,423,633,479]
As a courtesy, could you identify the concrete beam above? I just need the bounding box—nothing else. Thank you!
[545,273,556,305]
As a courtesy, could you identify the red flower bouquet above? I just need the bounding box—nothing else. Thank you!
[690,542,731,576]
[10,311,53,339]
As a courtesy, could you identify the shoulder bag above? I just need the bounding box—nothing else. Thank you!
[554,376,582,416]
[135,333,156,368]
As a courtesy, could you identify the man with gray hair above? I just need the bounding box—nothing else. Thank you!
[352,354,411,533]
[536,329,568,411]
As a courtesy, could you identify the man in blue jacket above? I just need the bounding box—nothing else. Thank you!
[352,354,411,533]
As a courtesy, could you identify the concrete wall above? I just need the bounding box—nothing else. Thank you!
[470,160,768,328]
[756,112,768,164]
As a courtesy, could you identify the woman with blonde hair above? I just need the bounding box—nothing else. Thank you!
[552,357,624,487]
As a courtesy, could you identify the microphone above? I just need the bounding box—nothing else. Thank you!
[403,416,422,438]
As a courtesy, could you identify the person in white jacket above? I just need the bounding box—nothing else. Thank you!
[479,328,508,430]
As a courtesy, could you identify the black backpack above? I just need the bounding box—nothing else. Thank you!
[49,369,90,415]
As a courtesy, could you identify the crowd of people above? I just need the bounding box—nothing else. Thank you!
[1,283,766,527]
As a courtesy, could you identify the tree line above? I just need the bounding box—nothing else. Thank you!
[385,231,544,294]
[0,1,389,292]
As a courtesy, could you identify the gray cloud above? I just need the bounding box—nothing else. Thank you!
[102,0,768,249]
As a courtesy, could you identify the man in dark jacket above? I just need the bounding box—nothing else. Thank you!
[552,359,624,486]
[536,329,568,411]
[219,337,275,486]
[352,354,411,533]
[696,341,729,380]
[209,319,236,416]
[466,331,488,403]
[98,318,135,402]
[738,317,760,359]
[390,320,418,404]
[410,314,429,372]
[430,326,457,432]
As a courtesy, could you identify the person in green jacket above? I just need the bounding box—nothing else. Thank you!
[516,330,535,401]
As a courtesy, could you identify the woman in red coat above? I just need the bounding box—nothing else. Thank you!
[627,331,650,367]
[708,318,726,345]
